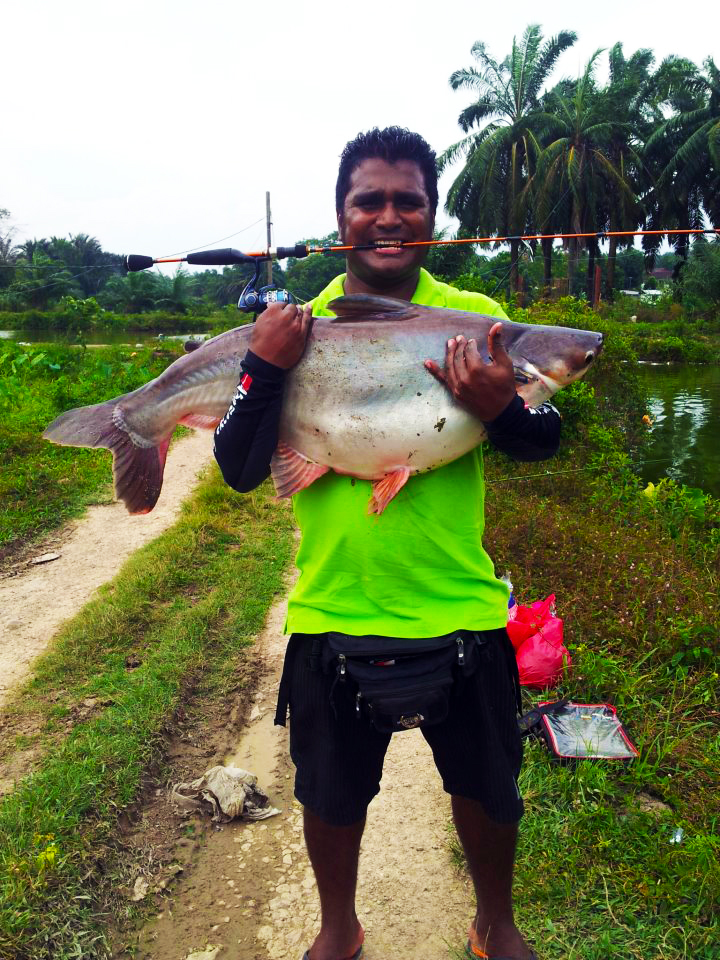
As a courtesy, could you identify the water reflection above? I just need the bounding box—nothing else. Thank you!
[638,363,720,498]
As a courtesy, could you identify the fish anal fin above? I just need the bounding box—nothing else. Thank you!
[116,435,172,514]
[368,467,411,515]
[328,294,416,323]
[178,413,221,429]
[271,442,329,498]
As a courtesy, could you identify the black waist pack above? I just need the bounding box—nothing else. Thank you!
[322,631,481,733]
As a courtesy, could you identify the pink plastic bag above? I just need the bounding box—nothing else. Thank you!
[506,594,571,689]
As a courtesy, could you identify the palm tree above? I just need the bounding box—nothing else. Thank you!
[0,211,21,290]
[644,56,720,270]
[440,24,577,293]
[534,52,638,297]
[601,44,656,297]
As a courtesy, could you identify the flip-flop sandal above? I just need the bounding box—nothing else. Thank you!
[466,943,539,960]
[301,947,363,960]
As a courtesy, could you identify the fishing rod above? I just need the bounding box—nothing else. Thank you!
[125,227,719,313]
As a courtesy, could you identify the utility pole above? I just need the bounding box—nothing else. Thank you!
[266,191,272,285]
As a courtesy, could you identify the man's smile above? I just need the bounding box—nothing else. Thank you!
[371,241,407,256]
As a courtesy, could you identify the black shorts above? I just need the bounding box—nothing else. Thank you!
[275,629,524,827]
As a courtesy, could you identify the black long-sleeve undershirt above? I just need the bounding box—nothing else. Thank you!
[484,392,561,461]
[213,351,561,493]
[213,350,286,492]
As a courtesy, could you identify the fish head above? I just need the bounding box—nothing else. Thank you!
[502,321,604,406]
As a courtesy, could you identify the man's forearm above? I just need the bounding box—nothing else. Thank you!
[484,393,561,462]
[213,350,285,492]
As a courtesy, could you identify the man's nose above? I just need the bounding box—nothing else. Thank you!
[376,202,402,229]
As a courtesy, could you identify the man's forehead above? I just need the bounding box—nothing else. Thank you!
[346,158,428,197]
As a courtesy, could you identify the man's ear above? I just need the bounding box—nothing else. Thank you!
[337,209,344,243]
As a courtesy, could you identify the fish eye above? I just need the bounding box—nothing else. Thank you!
[584,350,595,365]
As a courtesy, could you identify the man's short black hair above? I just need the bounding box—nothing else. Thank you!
[336,127,438,216]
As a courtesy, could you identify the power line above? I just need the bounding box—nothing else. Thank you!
[158,217,266,260]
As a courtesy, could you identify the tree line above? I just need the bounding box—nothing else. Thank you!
[441,25,719,300]
[1,26,718,315]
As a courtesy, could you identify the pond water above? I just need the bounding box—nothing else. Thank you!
[637,362,720,498]
[0,329,208,346]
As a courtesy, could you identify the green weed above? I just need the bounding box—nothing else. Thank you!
[0,471,294,959]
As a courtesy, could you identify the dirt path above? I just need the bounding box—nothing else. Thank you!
[1,426,473,959]
[0,429,215,706]
[129,587,473,960]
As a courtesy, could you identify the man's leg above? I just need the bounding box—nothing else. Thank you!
[303,807,365,960]
[452,794,532,959]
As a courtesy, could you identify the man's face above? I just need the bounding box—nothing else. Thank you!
[337,158,434,290]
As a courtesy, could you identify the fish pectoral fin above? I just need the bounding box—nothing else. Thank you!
[368,467,411,515]
[327,294,416,322]
[271,443,329,498]
[178,413,222,429]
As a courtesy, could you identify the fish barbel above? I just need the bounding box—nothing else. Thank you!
[43,294,603,514]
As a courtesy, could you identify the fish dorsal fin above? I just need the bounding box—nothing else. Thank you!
[327,294,416,323]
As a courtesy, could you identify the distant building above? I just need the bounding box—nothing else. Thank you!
[650,267,673,281]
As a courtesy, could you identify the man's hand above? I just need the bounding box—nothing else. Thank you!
[249,302,313,369]
[424,322,517,422]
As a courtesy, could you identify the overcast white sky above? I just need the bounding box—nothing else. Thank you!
[2,0,716,268]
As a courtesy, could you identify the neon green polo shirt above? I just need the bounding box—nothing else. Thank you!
[285,268,510,638]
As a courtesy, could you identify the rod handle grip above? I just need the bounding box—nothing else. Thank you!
[186,248,256,265]
[126,254,155,272]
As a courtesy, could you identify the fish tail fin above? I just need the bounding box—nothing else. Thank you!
[43,399,171,514]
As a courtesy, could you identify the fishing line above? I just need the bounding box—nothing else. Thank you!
[484,456,675,486]
[486,180,583,297]
[158,216,266,260]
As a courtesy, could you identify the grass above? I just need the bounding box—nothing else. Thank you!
[445,445,720,959]
[0,341,186,563]
[0,469,295,960]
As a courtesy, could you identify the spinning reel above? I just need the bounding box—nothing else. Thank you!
[236,256,297,313]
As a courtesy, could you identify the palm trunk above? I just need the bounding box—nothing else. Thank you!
[541,237,553,298]
[567,238,580,297]
[586,243,596,301]
[607,236,617,301]
[510,238,520,295]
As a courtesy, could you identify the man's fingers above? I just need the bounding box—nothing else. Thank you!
[488,322,510,364]
[300,303,313,336]
[463,338,482,370]
[450,335,467,380]
[424,359,447,384]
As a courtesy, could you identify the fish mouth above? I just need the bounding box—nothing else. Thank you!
[513,358,562,394]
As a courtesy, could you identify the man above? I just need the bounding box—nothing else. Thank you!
[214,127,558,960]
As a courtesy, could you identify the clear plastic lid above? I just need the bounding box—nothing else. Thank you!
[540,702,638,759]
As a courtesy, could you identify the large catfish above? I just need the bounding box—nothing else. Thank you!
[43,294,603,514]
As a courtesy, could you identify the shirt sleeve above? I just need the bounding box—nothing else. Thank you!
[483,393,561,462]
[213,350,286,492]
